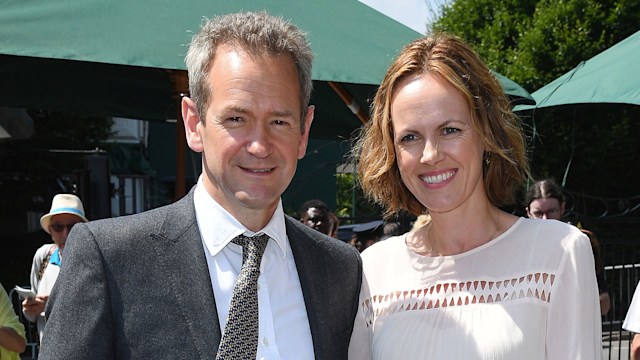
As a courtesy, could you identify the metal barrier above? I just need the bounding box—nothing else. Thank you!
[602,262,640,359]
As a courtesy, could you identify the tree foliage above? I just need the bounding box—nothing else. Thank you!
[432,0,640,91]
[430,0,640,207]
[336,173,384,222]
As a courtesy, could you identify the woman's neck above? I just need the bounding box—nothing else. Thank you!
[409,204,517,256]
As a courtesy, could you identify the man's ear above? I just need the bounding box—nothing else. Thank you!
[298,105,315,160]
[182,96,204,153]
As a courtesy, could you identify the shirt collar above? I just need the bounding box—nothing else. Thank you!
[193,176,289,259]
[50,248,61,266]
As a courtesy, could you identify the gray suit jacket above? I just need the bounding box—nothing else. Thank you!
[40,189,362,359]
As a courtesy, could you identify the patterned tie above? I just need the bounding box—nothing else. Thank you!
[216,234,270,360]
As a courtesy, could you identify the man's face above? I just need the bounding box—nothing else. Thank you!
[183,45,314,228]
[48,213,83,251]
[301,207,331,235]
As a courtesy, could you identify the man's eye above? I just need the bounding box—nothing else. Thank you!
[273,120,291,126]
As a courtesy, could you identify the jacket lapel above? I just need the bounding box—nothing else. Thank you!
[286,217,330,358]
[151,189,221,358]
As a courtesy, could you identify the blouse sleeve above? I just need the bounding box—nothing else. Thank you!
[546,231,602,359]
[349,278,372,360]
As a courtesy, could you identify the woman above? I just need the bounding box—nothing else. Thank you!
[348,34,601,359]
[525,178,611,316]
[524,178,566,220]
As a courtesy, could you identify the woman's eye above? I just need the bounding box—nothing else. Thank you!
[442,127,460,135]
[398,133,418,143]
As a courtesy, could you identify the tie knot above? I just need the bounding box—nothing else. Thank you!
[232,234,270,266]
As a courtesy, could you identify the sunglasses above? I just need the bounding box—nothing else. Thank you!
[50,223,77,233]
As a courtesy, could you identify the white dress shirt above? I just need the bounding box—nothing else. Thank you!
[193,178,314,360]
[34,259,59,342]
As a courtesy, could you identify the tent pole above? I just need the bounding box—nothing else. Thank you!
[169,70,190,201]
[327,81,369,124]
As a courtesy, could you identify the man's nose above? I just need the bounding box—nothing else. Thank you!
[246,127,273,158]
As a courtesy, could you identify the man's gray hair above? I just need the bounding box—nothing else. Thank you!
[185,11,314,126]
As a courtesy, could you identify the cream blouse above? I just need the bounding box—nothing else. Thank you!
[348,218,602,360]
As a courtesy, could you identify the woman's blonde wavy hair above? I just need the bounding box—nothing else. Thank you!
[353,33,530,217]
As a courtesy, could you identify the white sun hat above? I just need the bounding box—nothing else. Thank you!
[40,194,88,234]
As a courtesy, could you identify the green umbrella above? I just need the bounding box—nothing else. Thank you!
[0,0,415,139]
[493,72,535,106]
[1,0,417,81]
[515,30,640,111]
[0,0,532,139]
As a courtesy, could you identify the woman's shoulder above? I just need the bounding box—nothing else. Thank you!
[517,217,589,250]
[520,217,584,236]
[359,235,414,283]
[361,235,409,261]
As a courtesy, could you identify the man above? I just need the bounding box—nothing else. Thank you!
[299,199,333,236]
[22,193,87,342]
[40,11,362,360]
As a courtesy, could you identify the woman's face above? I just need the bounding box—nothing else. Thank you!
[527,197,564,220]
[391,73,486,215]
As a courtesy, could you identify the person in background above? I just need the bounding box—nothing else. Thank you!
[381,221,401,240]
[623,281,640,360]
[351,220,384,252]
[299,199,333,236]
[328,211,340,239]
[349,33,601,359]
[22,193,87,342]
[40,11,361,360]
[525,178,611,316]
[348,233,363,252]
[0,284,26,360]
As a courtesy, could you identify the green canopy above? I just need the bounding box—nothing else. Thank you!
[0,0,533,139]
[515,30,640,112]
[493,72,535,106]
